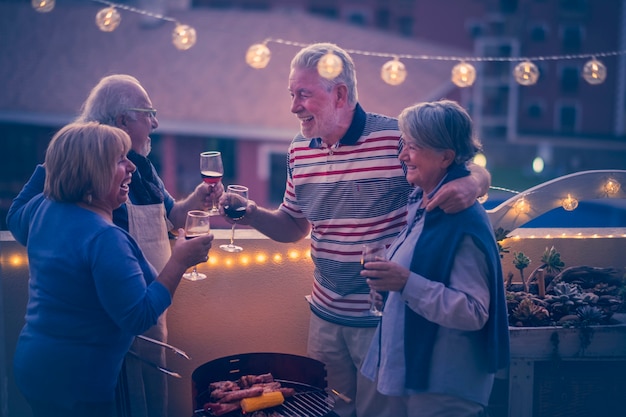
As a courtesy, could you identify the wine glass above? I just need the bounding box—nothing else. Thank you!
[182,210,211,281]
[361,243,387,316]
[200,151,224,216]
[219,185,248,253]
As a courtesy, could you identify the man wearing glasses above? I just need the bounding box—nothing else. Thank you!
[9,74,221,417]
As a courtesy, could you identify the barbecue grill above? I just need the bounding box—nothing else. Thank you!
[191,352,340,417]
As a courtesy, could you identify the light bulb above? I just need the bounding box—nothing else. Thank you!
[381,58,407,86]
[245,43,271,69]
[32,0,54,12]
[317,52,343,80]
[473,153,487,168]
[514,61,539,86]
[96,7,121,32]
[604,178,621,195]
[532,156,544,174]
[172,24,196,51]
[451,61,476,87]
[513,197,530,215]
[583,58,607,85]
[561,194,578,211]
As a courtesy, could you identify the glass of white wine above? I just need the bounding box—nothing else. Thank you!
[219,185,248,253]
[361,243,387,316]
[182,210,211,281]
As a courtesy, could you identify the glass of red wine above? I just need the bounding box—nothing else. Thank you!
[361,243,387,316]
[200,151,224,216]
[182,210,211,281]
[219,185,248,253]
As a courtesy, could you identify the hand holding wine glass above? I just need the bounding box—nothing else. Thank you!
[361,243,387,316]
[200,151,224,216]
[182,210,211,281]
[219,185,248,253]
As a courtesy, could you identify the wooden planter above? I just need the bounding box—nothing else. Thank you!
[502,316,626,417]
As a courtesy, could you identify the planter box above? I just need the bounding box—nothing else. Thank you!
[504,317,626,417]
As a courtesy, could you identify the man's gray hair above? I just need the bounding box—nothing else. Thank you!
[291,43,358,106]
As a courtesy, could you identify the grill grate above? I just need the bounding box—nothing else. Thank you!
[280,388,335,417]
[195,380,335,417]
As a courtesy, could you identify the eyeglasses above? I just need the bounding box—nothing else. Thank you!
[127,107,157,118]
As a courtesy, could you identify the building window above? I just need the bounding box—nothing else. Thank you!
[561,25,583,51]
[241,2,270,11]
[269,152,288,205]
[560,66,579,93]
[376,8,390,30]
[559,0,587,12]
[558,104,578,133]
[347,12,366,26]
[529,24,547,42]
[499,0,518,13]
[309,5,339,19]
[527,102,544,118]
[467,21,485,38]
[397,16,413,37]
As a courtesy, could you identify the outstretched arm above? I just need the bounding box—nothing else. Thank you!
[220,197,311,243]
[425,162,490,213]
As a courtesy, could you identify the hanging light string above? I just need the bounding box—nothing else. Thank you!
[33,0,623,82]
[264,38,626,63]
[93,0,177,23]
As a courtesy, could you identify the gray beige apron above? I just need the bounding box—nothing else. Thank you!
[125,200,173,417]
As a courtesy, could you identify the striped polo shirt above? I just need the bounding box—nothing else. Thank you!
[280,104,412,327]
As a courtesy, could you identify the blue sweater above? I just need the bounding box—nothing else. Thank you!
[405,165,510,390]
[7,190,171,406]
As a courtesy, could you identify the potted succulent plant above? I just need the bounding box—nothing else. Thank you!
[505,246,625,329]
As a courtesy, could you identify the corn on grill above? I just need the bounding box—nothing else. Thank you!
[191,353,339,417]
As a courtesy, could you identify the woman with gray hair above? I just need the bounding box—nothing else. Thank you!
[360,100,509,417]
[7,122,214,417]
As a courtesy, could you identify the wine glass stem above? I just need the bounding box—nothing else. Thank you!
[211,189,218,212]
[230,224,236,246]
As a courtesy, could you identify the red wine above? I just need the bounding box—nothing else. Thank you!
[224,205,246,220]
[201,170,223,184]
[185,227,208,239]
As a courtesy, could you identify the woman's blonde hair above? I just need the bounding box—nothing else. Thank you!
[44,122,132,203]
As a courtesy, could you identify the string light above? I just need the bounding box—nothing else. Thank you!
[246,42,272,69]
[514,61,540,86]
[513,197,531,215]
[172,23,196,50]
[381,57,407,86]
[95,6,121,32]
[583,57,607,85]
[561,194,579,211]
[317,51,343,79]
[451,61,476,88]
[32,0,54,12]
[473,153,487,168]
[33,2,626,83]
[604,178,621,196]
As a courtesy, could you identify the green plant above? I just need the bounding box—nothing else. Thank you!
[511,298,551,327]
[493,227,511,259]
[527,246,566,292]
[507,266,625,327]
[512,251,531,292]
[541,246,565,276]
[544,282,584,321]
